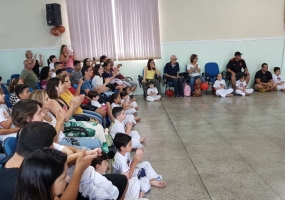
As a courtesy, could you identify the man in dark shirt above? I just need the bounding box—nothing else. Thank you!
[254,63,277,92]
[226,51,250,88]
[164,55,184,98]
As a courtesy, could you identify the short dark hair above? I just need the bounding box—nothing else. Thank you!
[100,55,107,63]
[73,60,81,67]
[261,63,268,68]
[274,67,280,72]
[46,77,60,99]
[91,151,108,168]
[113,133,132,150]
[15,84,29,98]
[112,107,123,119]
[54,62,62,69]
[148,80,155,86]
[0,76,2,81]
[81,65,91,76]
[16,122,56,157]
[239,74,245,79]
[88,91,100,99]
[12,99,42,128]
[120,91,128,98]
[56,68,67,75]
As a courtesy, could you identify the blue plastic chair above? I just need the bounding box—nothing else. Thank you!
[1,84,9,94]
[6,79,10,85]
[29,87,34,92]
[10,74,20,79]
[2,137,17,156]
[73,84,78,89]
[35,82,41,90]
[202,62,220,84]
[4,94,12,109]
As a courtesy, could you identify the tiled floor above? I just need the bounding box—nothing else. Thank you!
[132,92,285,200]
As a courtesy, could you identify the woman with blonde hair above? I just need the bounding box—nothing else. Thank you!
[25,50,43,77]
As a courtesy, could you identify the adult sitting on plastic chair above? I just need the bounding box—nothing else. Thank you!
[187,54,205,93]
[164,55,184,98]
[142,59,161,97]
[226,51,250,88]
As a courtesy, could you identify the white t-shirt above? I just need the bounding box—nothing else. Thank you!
[68,166,119,200]
[187,63,200,74]
[0,106,16,141]
[113,151,132,174]
[272,74,284,84]
[45,112,65,142]
[49,63,55,70]
[235,80,247,90]
[92,75,104,90]
[147,87,158,95]
[213,79,226,89]
[91,100,101,108]
[111,103,120,109]
[110,119,125,138]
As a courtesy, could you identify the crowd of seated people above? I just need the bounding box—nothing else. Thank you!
[1,46,285,200]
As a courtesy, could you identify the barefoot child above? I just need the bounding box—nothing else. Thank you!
[235,74,253,96]
[109,93,141,124]
[213,74,233,97]
[110,107,145,149]
[146,81,161,102]
[273,67,285,92]
[113,133,166,199]
[120,91,137,115]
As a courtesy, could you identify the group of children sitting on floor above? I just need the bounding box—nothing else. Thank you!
[212,67,285,98]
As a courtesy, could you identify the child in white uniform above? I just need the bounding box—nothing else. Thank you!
[213,74,233,97]
[67,165,119,200]
[0,88,17,141]
[113,133,166,199]
[110,107,145,149]
[110,93,140,125]
[126,87,139,110]
[146,81,161,102]
[273,67,285,91]
[120,91,137,115]
[235,75,253,96]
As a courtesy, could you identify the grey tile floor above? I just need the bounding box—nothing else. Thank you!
[132,92,285,200]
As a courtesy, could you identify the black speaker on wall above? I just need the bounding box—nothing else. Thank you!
[46,3,62,26]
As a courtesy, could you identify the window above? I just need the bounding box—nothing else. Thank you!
[66,0,161,61]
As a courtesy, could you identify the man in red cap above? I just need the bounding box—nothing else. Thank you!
[226,51,250,88]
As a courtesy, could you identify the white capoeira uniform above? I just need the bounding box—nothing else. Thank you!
[146,87,161,102]
[110,119,143,149]
[235,80,253,96]
[113,152,162,199]
[111,103,136,125]
[121,99,137,115]
[213,80,233,98]
[273,74,285,91]
[67,166,119,200]
[127,96,138,108]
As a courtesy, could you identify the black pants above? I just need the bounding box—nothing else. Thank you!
[167,77,184,96]
[104,174,128,199]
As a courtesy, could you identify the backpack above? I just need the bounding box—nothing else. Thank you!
[183,84,191,97]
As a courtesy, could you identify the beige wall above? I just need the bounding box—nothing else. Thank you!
[158,0,284,42]
[0,0,70,49]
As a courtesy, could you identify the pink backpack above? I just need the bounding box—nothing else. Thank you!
[183,84,191,97]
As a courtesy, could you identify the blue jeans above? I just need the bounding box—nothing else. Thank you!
[168,77,184,96]
[189,76,205,92]
[59,137,101,149]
